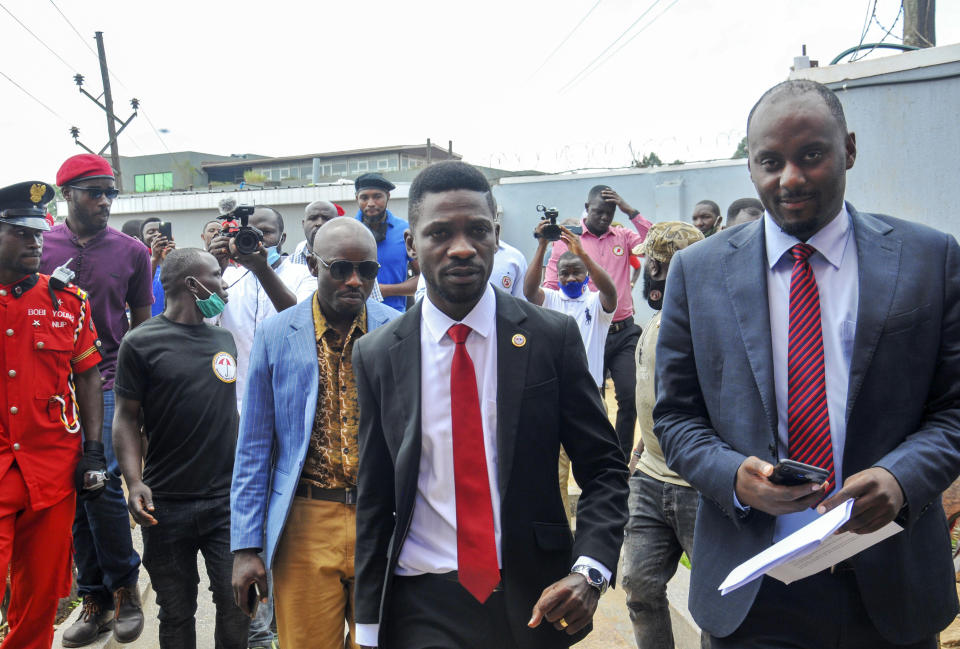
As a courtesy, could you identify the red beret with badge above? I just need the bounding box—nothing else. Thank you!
[56,154,115,187]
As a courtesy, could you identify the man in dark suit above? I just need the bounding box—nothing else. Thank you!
[353,161,628,649]
[654,79,960,648]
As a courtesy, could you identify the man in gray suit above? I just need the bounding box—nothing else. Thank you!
[655,79,960,647]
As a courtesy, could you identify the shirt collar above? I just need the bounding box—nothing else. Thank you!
[313,292,367,342]
[764,204,851,270]
[422,282,496,344]
[579,216,612,240]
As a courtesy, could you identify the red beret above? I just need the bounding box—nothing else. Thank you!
[334,203,345,216]
[56,154,115,187]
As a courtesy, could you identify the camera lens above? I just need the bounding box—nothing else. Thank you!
[234,227,263,256]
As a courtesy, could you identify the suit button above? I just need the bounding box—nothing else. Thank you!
[12,443,19,451]
[4,329,12,336]
[7,370,15,377]
[36,341,44,349]
[9,406,17,415]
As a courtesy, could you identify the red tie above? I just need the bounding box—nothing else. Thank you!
[447,323,500,603]
[787,243,835,488]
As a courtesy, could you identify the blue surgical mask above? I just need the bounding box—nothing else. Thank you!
[188,276,226,317]
[265,245,281,266]
[560,275,589,299]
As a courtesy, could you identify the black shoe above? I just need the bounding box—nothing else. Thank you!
[112,585,144,643]
[61,595,113,647]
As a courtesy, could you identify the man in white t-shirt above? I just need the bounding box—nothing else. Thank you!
[525,220,617,521]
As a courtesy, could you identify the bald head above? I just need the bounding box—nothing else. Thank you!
[303,200,340,246]
[161,248,215,295]
[312,217,377,260]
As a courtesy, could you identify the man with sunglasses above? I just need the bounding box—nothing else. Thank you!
[41,154,150,646]
[231,217,400,649]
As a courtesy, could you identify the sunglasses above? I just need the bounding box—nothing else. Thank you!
[317,257,380,281]
[68,185,120,200]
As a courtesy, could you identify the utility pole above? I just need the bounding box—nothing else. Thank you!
[69,32,138,192]
[903,0,936,49]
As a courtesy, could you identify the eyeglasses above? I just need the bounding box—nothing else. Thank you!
[68,185,119,200]
[317,257,380,281]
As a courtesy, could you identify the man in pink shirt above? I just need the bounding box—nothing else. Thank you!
[543,185,652,459]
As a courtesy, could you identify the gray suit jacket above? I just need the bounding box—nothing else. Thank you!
[654,204,960,643]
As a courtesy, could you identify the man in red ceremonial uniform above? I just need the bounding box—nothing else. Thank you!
[0,181,107,648]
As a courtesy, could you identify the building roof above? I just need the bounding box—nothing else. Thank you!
[200,143,461,169]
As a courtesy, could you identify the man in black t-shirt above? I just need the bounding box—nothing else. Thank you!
[113,248,249,648]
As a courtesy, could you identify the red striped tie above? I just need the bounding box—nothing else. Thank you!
[787,243,835,488]
[447,324,500,602]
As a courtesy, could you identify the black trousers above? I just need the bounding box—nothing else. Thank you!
[384,573,520,649]
[603,318,642,460]
[711,572,936,649]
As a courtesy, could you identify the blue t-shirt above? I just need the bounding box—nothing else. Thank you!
[355,210,411,312]
[151,266,165,317]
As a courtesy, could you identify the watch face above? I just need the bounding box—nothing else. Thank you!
[587,567,603,585]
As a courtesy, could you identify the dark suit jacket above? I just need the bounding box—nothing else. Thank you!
[653,204,960,643]
[353,291,629,649]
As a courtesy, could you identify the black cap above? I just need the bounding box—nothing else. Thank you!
[354,173,396,194]
[0,181,54,231]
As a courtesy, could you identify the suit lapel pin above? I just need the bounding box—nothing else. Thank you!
[511,333,526,348]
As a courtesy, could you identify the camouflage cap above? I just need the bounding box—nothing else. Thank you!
[640,221,704,263]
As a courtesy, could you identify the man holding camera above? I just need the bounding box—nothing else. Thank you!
[113,247,250,649]
[542,185,652,460]
[42,154,150,647]
[209,204,314,412]
[0,181,107,648]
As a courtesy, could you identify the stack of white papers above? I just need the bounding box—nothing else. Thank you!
[718,498,902,596]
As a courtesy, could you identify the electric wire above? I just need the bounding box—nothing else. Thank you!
[0,2,77,72]
[558,0,664,92]
[528,0,604,80]
[856,2,904,60]
[0,68,69,124]
[566,0,681,91]
[850,0,878,62]
[47,0,98,59]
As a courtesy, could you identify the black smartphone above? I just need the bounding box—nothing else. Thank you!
[246,583,260,619]
[566,225,583,236]
[158,221,173,240]
[769,459,829,486]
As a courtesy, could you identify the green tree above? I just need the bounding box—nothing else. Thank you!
[632,152,663,168]
[732,136,748,159]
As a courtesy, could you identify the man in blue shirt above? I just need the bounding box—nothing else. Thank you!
[354,173,418,312]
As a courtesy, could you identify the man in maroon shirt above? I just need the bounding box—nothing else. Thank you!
[40,154,150,646]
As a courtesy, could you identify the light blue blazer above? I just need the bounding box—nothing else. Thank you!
[230,296,401,568]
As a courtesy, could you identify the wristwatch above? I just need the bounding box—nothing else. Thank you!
[570,565,608,595]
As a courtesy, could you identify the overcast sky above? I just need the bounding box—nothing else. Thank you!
[2,0,957,183]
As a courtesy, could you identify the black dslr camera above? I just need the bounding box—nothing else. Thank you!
[534,204,561,241]
[218,202,263,256]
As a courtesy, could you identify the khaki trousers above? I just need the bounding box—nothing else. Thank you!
[273,497,357,649]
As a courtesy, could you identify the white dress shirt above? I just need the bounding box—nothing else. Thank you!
[218,258,315,411]
[764,207,859,540]
[355,283,609,647]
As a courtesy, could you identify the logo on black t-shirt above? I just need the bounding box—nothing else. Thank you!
[212,351,237,383]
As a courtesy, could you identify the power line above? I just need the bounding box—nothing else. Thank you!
[558,0,664,93]
[0,2,77,72]
[48,0,99,60]
[856,2,904,60]
[0,68,69,124]
[565,0,681,91]
[528,0,604,80]
[850,0,878,62]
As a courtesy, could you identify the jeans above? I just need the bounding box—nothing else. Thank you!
[142,495,250,649]
[74,388,141,607]
[247,551,275,645]
[621,472,708,649]
[603,319,642,460]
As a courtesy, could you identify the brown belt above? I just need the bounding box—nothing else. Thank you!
[294,483,357,505]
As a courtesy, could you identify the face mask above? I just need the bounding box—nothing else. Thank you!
[188,276,226,317]
[560,275,589,299]
[265,245,281,266]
